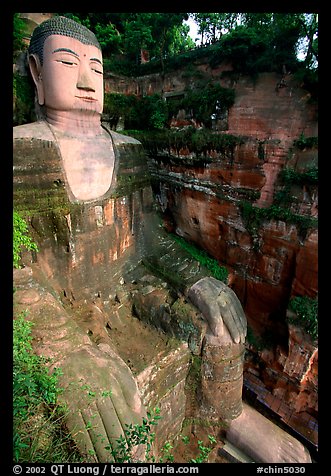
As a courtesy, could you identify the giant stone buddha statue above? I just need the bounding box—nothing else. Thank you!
[13,16,310,464]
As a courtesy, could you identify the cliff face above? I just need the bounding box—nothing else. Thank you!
[151,152,317,330]
[105,68,317,327]
[132,70,318,434]
[148,81,318,316]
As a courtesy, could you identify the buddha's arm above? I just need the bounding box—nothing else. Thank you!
[142,226,247,344]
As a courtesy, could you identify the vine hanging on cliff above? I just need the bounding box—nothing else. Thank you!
[238,201,318,243]
[288,295,318,340]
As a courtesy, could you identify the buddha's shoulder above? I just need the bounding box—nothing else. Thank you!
[13,121,55,142]
[13,121,143,147]
[102,124,141,146]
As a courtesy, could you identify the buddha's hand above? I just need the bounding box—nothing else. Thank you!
[188,276,247,344]
[58,343,147,463]
[13,267,147,463]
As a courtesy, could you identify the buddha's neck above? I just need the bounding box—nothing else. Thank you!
[45,109,103,136]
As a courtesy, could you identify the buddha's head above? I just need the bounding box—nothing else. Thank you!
[28,16,104,117]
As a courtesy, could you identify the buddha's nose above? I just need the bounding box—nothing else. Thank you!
[77,68,95,92]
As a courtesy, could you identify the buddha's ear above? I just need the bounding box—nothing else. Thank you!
[28,54,45,106]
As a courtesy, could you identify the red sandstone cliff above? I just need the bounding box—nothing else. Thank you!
[109,68,317,435]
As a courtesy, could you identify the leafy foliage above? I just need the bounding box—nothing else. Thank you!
[13,313,64,461]
[123,128,244,159]
[106,407,161,462]
[189,435,217,463]
[104,93,168,130]
[172,234,228,284]
[105,84,234,131]
[13,13,26,54]
[293,134,318,150]
[104,81,235,130]
[279,167,318,186]
[102,405,217,463]
[160,432,217,463]
[288,296,318,340]
[13,73,36,126]
[239,201,317,241]
[209,22,301,76]
[14,12,317,80]
[209,26,269,75]
[13,211,39,269]
[177,83,235,128]
[13,314,61,419]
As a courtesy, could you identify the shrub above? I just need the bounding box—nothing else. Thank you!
[288,295,318,340]
[293,134,318,150]
[104,93,168,130]
[13,211,39,269]
[238,201,318,241]
[124,128,244,159]
[180,83,235,128]
[13,312,64,461]
[279,166,318,186]
[13,73,36,126]
[209,27,269,75]
[106,407,161,462]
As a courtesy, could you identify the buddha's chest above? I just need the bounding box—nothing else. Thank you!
[57,134,115,201]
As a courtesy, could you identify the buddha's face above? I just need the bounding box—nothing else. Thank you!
[37,35,104,114]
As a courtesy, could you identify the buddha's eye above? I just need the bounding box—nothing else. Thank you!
[55,58,78,66]
[91,63,103,75]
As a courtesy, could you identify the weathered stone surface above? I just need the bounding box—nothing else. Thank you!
[131,280,207,355]
[151,156,317,327]
[15,123,234,460]
[291,230,318,298]
[136,344,191,453]
[119,70,318,327]
[226,73,317,140]
[200,335,245,421]
[227,403,312,463]
[13,123,152,302]
[13,266,147,462]
[141,70,317,436]
[275,322,318,415]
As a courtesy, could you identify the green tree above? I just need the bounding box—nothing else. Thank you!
[239,13,318,71]
[123,13,189,73]
[190,12,318,74]
[122,13,155,60]
[181,82,235,127]
[59,13,190,65]
[192,13,228,44]
[167,22,195,55]
[288,296,318,340]
[148,13,189,64]
[13,13,26,54]
[94,21,122,55]
[59,13,124,55]
[240,12,274,28]
[297,13,318,68]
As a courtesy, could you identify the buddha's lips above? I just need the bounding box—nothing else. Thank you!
[75,96,97,101]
